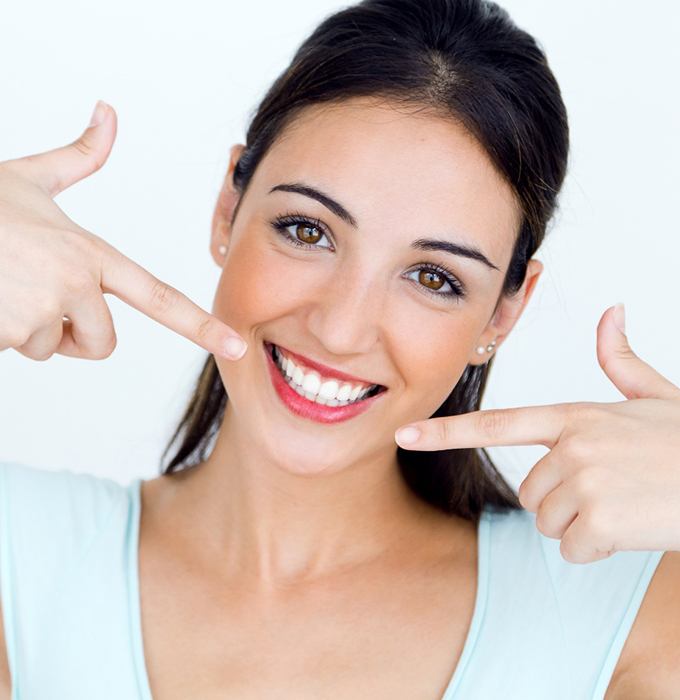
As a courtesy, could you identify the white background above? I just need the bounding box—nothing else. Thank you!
[1,1,678,489]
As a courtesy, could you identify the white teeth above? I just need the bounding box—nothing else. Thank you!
[271,344,380,407]
[292,366,305,386]
[336,383,352,401]
[318,379,339,400]
[302,372,321,395]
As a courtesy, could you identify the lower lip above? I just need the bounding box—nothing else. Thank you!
[263,342,386,424]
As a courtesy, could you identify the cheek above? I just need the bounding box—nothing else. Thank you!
[211,233,289,335]
[395,312,479,413]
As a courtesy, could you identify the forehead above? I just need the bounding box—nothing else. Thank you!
[255,97,521,267]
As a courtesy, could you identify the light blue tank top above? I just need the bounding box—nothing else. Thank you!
[0,460,664,699]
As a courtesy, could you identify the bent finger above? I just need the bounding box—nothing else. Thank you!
[15,319,64,361]
[57,294,117,360]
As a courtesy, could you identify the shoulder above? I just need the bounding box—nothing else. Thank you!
[0,460,133,565]
[605,550,680,699]
[0,464,140,695]
[484,505,667,696]
[0,459,129,502]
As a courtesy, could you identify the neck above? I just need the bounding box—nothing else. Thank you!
[156,403,438,592]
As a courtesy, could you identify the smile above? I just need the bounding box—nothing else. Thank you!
[263,341,387,424]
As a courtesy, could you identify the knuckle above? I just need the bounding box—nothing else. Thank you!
[149,279,178,313]
[70,137,105,171]
[7,327,31,348]
[63,272,93,298]
[563,434,592,463]
[534,508,552,537]
[518,482,535,511]
[570,469,597,500]
[476,410,507,440]
[97,333,118,359]
[34,295,61,321]
[72,228,105,261]
[568,401,602,426]
[78,323,117,360]
[32,348,55,362]
[195,317,214,343]
[572,466,608,502]
[435,418,454,444]
[580,505,609,540]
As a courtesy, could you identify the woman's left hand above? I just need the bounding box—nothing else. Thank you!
[394,304,680,563]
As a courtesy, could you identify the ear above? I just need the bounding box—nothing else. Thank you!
[467,257,544,366]
[210,143,246,267]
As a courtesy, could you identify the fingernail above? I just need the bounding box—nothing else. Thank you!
[88,100,108,127]
[395,426,421,445]
[613,302,626,334]
[223,337,247,360]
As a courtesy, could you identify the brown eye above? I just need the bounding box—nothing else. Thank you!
[271,215,333,250]
[296,223,322,245]
[418,269,445,291]
[405,264,466,300]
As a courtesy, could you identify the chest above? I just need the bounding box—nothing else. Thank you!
[137,541,478,700]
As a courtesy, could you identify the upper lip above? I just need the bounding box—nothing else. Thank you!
[266,341,386,389]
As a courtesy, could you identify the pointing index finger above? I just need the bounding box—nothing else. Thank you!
[397,403,571,451]
[99,242,247,359]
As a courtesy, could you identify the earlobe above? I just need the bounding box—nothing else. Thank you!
[209,143,246,267]
[469,334,500,366]
[467,257,544,366]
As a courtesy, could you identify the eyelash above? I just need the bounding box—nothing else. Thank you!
[269,211,466,301]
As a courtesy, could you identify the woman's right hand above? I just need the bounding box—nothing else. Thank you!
[0,100,248,362]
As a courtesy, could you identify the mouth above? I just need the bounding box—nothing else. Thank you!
[263,340,388,410]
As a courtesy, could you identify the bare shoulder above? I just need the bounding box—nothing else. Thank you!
[0,598,11,699]
[605,550,680,699]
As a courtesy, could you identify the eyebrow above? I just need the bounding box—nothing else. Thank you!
[268,182,501,271]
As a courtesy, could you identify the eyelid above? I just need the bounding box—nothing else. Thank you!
[269,211,466,300]
[271,209,335,247]
[408,262,466,299]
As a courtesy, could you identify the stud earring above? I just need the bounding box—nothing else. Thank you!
[475,337,498,355]
[218,244,227,256]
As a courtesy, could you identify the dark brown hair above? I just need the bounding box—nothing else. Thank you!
[160,0,569,523]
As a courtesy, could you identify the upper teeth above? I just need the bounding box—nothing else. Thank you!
[273,345,377,405]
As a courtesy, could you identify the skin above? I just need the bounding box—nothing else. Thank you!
[390,283,680,696]
[1,96,545,697]
[2,97,674,697]
[153,95,541,586]
[125,96,544,696]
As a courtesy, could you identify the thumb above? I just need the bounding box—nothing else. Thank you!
[15,100,117,198]
[596,303,679,400]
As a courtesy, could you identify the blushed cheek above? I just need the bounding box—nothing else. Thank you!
[211,234,293,338]
[398,315,478,417]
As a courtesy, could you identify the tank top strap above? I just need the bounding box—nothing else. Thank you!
[450,505,663,699]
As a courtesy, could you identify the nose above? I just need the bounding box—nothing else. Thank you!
[304,261,385,356]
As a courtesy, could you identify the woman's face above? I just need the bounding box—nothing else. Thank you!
[210,97,542,475]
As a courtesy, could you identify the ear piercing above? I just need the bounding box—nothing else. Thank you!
[475,337,498,355]
[218,244,227,255]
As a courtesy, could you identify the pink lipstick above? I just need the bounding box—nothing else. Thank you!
[263,341,387,424]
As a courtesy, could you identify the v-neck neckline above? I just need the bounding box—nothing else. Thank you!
[127,478,490,700]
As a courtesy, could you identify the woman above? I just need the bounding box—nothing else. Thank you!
[1,0,679,698]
